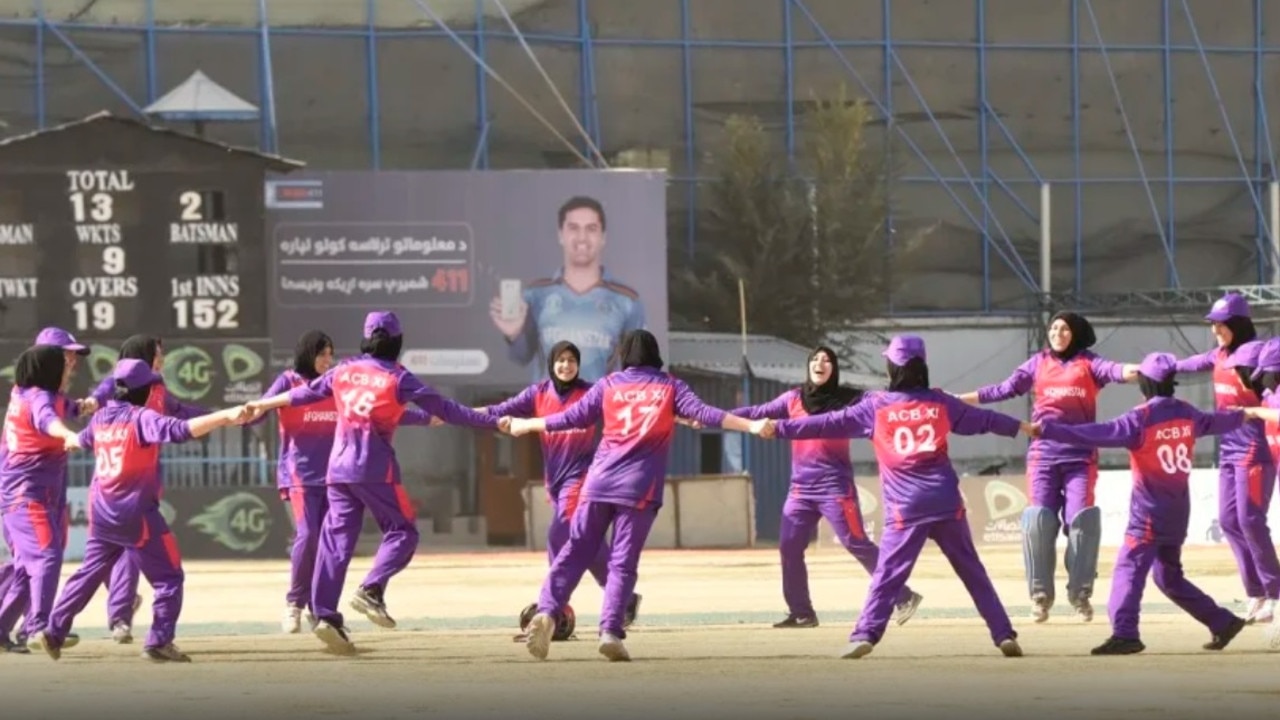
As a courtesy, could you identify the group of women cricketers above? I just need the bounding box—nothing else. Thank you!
[1,291,1277,663]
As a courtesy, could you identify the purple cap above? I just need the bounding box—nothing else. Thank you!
[1137,352,1178,383]
[882,334,926,366]
[363,311,402,338]
[1251,338,1280,380]
[1224,339,1265,370]
[34,326,88,355]
[1206,292,1251,323]
[113,358,160,390]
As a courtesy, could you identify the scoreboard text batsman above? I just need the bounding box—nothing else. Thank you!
[0,167,267,341]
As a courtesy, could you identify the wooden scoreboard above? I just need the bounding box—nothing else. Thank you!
[0,113,301,344]
[0,112,303,403]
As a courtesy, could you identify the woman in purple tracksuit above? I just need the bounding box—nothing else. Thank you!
[730,345,922,630]
[483,340,640,641]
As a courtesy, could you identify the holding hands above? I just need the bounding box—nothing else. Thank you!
[1020,421,1042,438]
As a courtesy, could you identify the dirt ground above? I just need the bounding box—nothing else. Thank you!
[4,544,1280,720]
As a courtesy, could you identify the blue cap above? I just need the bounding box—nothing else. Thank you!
[1206,293,1251,323]
[113,358,160,390]
[1137,352,1177,383]
[363,311,402,338]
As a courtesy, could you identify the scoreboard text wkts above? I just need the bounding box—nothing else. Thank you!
[0,111,304,344]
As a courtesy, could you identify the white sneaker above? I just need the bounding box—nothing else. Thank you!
[111,622,133,644]
[313,620,356,656]
[1264,620,1280,651]
[1030,593,1051,623]
[1245,596,1265,622]
[999,638,1023,657]
[525,612,555,660]
[1071,596,1094,623]
[598,632,630,662]
[892,591,924,626]
[840,640,874,659]
[282,605,303,634]
[1255,598,1276,625]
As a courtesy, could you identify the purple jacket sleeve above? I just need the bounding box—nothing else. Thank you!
[976,356,1038,404]
[1089,354,1127,387]
[728,390,794,420]
[1040,409,1144,449]
[91,375,114,406]
[400,406,435,426]
[1175,349,1216,374]
[163,391,209,421]
[944,394,1022,437]
[544,382,604,432]
[1190,407,1245,437]
[775,398,874,440]
[485,384,539,418]
[398,373,499,429]
[136,408,196,447]
[76,426,95,451]
[30,390,63,435]
[245,372,295,428]
[289,369,335,407]
[673,379,729,427]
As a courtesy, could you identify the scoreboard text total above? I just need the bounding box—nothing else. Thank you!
[63,168,247,337]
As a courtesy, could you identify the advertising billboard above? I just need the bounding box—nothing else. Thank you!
[265,170,669,386]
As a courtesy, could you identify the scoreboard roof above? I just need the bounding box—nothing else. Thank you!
[0,111,305,172]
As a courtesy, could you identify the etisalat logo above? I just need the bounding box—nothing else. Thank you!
[187,492,273,553]
[80,343,266,403]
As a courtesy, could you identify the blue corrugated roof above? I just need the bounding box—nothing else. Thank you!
[668,331,883,389]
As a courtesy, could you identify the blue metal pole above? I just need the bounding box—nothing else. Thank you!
[1255,0,1268,280]
[578,0,602,163]
[1163,0,1177,287]
[783,0,795,165]
[42,22,144,114]
[680,0,695,259]
[1071,0,1082,293]
[34,0,44,129]
[366,0,381,169]
[474,0,490,169]
[144,0,156,103]
[256,0,279,153]
[977,0,990,311]
[884,0,895,311]
[1256,0,1278,184]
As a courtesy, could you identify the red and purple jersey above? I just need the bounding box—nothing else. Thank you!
[730,388,863,499]
[75,402,195,545]
[0,387,74,509]
[485,378,596,498]
[1263,391,1280,462]
[542,366,728,510]
[288,356,499,484]
[976,349,1125,463]
[774,389,1021,530]
[1040,397,1243,543]
[90,374,207,419]
[1175,346,1271,465]
[263,370,433,489]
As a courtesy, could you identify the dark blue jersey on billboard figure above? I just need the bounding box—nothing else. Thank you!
[265,170,668,386]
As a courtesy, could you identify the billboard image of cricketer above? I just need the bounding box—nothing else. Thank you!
[266,169,669,385]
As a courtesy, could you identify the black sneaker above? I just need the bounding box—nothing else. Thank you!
[1091,636,1145,655]
[1203,616,1248,651]
[623,593,642,629]
[773,614,819,629]
[350,585,396,629]
[1,636,29,654]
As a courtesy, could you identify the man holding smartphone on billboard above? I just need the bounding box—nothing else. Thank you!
[489,196,646,383]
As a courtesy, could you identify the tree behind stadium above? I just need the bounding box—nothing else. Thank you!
[669,84,932,359]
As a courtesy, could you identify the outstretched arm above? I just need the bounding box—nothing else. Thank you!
[727,391,794,421]
[400,374,500,430]
[1039,410,1144,449]
[967,356,1038,405]
[1175,349,1217,374]
[774,399,873,440]
[482,384,539,419]
[1191,407,1246,437]
[944,394,1024,438]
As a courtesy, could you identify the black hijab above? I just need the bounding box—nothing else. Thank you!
[293,330,333,380]
[1048,312,1096,361]
[618,330,664,371]
[547,340,582,396]
[887,357,929,391]
[118,334,161,367]
[15,345,66,393]
[800,346,862,415]
[1223,316,1257,353]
